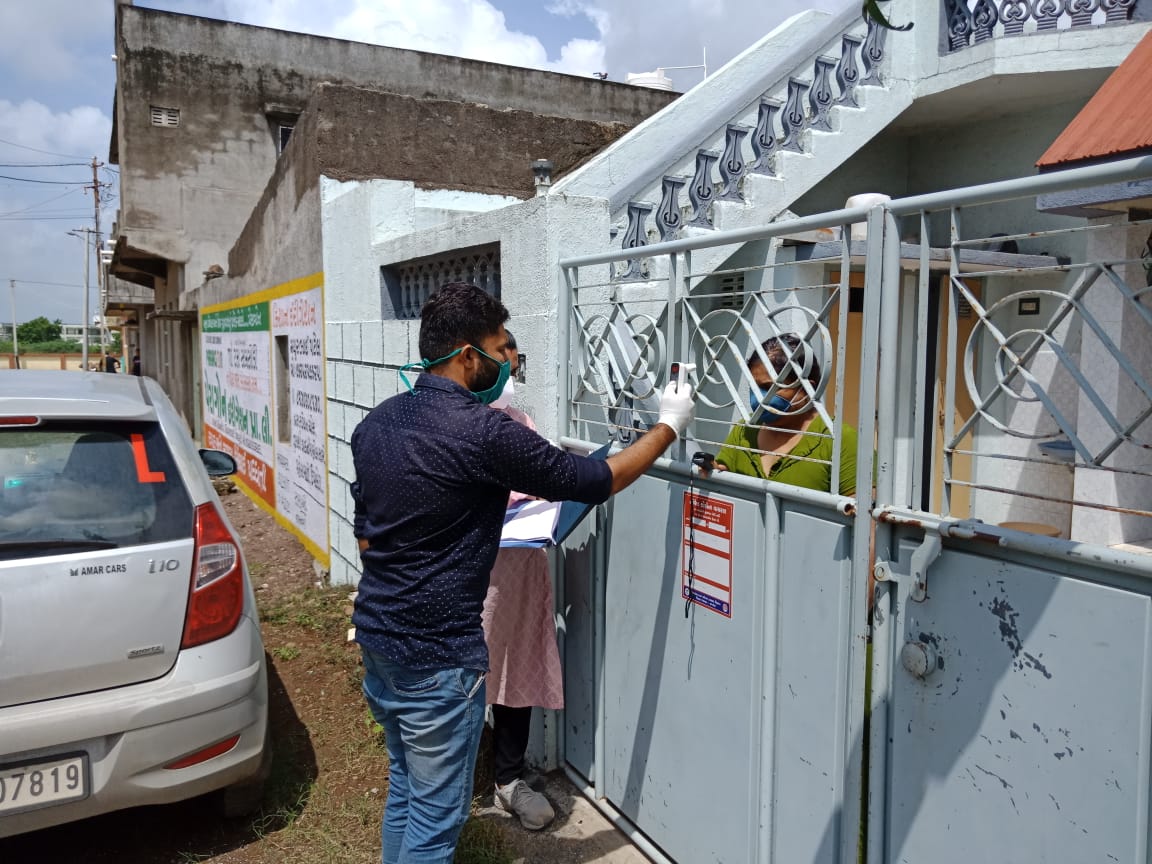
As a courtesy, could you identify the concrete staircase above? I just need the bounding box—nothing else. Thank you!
[551,6,916,281]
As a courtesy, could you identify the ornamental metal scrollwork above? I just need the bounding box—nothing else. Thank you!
[615,201,653,281]
[1067,0,1099,26]
[836,34,862,108]
[1032,0,1065,30]
[1101,0,1136,22]
[999,0,1030,34]
[718,125,751,202]
[685,300,835,430]
[686,150,720,229]
[750,99,781,176]
[946,0,975,51]
[573,305,667,441]
[780,77,809,153]
[952,266,1152,465]
[972,0,998,42]
[809,56,838,132]
[655,175,686,242]
[861,15,887,85]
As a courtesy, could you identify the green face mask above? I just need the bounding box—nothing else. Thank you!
[399,344,511,406]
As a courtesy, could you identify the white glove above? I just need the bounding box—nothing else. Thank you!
[656,380,695,437]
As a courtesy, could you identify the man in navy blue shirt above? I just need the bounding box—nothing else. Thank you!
[351,283,694,864]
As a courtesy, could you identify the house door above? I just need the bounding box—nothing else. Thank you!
[827,271,979,512]
[930,277,981,517]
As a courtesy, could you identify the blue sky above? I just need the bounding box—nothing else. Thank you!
[0,0,842,326]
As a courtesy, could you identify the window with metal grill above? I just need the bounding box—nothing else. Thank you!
[380,244,501,320]
[149,106,180,128]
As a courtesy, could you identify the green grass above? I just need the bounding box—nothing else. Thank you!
[247,583,512,864]
[455,818,516,864]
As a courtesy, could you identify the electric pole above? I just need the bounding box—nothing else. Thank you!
[86,156,110,355]
[8,279,17,370]
[69,228,97,370]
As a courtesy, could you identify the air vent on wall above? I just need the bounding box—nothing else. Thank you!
[150,106,180,128]
[718,273,745,309]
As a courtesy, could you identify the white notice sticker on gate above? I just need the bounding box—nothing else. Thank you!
[682,491,734,618]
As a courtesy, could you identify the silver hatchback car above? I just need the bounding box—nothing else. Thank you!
[0,371,268,838]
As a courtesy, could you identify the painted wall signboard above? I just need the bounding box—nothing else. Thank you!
[200,273,329,565]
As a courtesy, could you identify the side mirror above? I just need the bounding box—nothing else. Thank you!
[199,448,237,477]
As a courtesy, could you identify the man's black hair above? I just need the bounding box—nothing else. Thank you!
[418,282,510,360]
[504,330,517,351]
[747,333,820,386]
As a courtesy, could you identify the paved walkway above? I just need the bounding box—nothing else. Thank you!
[473,771,653,864]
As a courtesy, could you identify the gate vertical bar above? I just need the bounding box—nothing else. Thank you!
[757,493,782,863]
[830,222,852,494]
[593,503,607,798]
[943,208,961,516]
[910,212,931,509]
[846,205,888,864]
[861,205,893,864]
[559,265,576,439]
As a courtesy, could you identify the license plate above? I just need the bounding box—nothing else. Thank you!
[0,754,89,817]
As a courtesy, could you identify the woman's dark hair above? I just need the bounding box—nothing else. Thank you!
[747,333,820,387]
[418,282,509,360]
[504,330,517,351]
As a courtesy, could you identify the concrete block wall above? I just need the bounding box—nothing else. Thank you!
[324,318,416,586]
[318,180,614,584]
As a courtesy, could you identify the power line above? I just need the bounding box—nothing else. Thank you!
[0,187,84,216]
[0,174,88,185]
[0,162,89,168]
[0,136,86,160]
[2,278,86,288]
[0,216,94,222]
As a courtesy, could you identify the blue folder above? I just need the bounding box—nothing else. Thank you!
[499,441,612,548]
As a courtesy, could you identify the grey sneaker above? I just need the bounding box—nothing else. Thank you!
[520,768,547,792]
[495,778,555,830]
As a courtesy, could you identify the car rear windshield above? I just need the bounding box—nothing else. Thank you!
[0,421,194,560]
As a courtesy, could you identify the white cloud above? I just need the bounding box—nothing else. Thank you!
[0,100,114,324]
[214,0,607,77]
[0,0,110,83]
[594,0,847,88]
[0,100,111,160]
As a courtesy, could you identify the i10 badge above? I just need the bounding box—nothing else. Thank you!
[148,558,181,573]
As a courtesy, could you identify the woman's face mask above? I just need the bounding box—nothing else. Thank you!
[491,377,516,409]
[750,387,793,415]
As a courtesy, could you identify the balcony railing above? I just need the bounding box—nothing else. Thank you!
[942,0,1138,52]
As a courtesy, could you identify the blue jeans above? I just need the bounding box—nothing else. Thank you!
[361,648,486,864]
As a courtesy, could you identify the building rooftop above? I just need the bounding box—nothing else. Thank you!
[1037,30,1152,169]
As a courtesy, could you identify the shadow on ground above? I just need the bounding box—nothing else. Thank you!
[0,657,315,864]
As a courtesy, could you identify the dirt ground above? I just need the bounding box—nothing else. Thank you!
[0,487,641,864]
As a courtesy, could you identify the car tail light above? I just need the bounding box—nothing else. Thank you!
[164,735,241,769]
[182,503,245,649]
[0,416,41,427]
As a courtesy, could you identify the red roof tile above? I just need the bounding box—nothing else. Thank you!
[1037,30,1152,168]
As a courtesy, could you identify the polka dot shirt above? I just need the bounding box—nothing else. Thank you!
[350,372,612,672]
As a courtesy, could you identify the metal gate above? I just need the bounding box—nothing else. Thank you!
[557,154,1152,863]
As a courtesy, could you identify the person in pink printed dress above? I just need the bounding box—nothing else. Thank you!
[482,333,562,830]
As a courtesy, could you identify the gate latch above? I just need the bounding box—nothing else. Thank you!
[872,532,942,603]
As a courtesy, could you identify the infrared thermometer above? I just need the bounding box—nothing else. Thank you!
[669,362,696,393]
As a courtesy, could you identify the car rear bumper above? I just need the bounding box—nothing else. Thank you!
[0,615,268,838]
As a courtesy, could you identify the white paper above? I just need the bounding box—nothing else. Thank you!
[500,499,562,544]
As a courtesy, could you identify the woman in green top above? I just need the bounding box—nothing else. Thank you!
[714,334,858,496]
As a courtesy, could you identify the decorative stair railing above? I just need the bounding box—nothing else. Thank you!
[606,9,892,282]
[942,0,1138,52]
